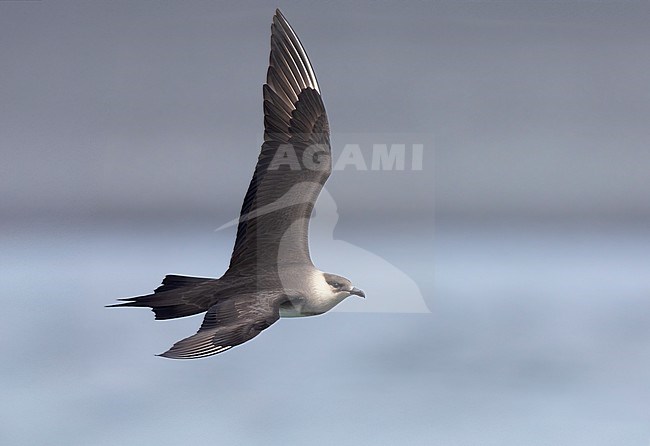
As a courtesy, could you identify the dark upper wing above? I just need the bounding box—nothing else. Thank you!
[158,291,287,359]
[228,9,331,271]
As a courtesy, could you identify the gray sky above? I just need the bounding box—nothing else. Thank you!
[2,1,649,223]
[2,4,650,445]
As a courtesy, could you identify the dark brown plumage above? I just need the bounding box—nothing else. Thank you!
[109,10,364,360]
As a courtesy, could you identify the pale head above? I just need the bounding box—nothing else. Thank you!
[322,272,365,299]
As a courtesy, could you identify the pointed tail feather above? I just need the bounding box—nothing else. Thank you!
[107,275,216,320]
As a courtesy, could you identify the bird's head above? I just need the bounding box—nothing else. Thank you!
[323,272,365,299]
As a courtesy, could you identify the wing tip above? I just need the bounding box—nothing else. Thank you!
[269,8,321,94]
[157,343,233,360]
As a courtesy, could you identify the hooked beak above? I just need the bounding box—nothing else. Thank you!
[349,287,366,298]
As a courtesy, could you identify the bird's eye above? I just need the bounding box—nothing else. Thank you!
[332,282,341,289]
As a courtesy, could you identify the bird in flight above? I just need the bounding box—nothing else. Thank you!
[109,9,365,359]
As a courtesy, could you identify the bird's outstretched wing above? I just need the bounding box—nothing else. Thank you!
[228,9,331,271]
[159,291,289,359]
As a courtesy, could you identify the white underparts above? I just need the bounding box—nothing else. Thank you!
[279,270,348,318]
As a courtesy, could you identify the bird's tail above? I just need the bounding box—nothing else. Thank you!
[107,275,215,320]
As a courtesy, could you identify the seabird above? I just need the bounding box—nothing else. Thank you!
[109,9,365,359]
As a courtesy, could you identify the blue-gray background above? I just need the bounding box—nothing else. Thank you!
[1,1,649,445]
